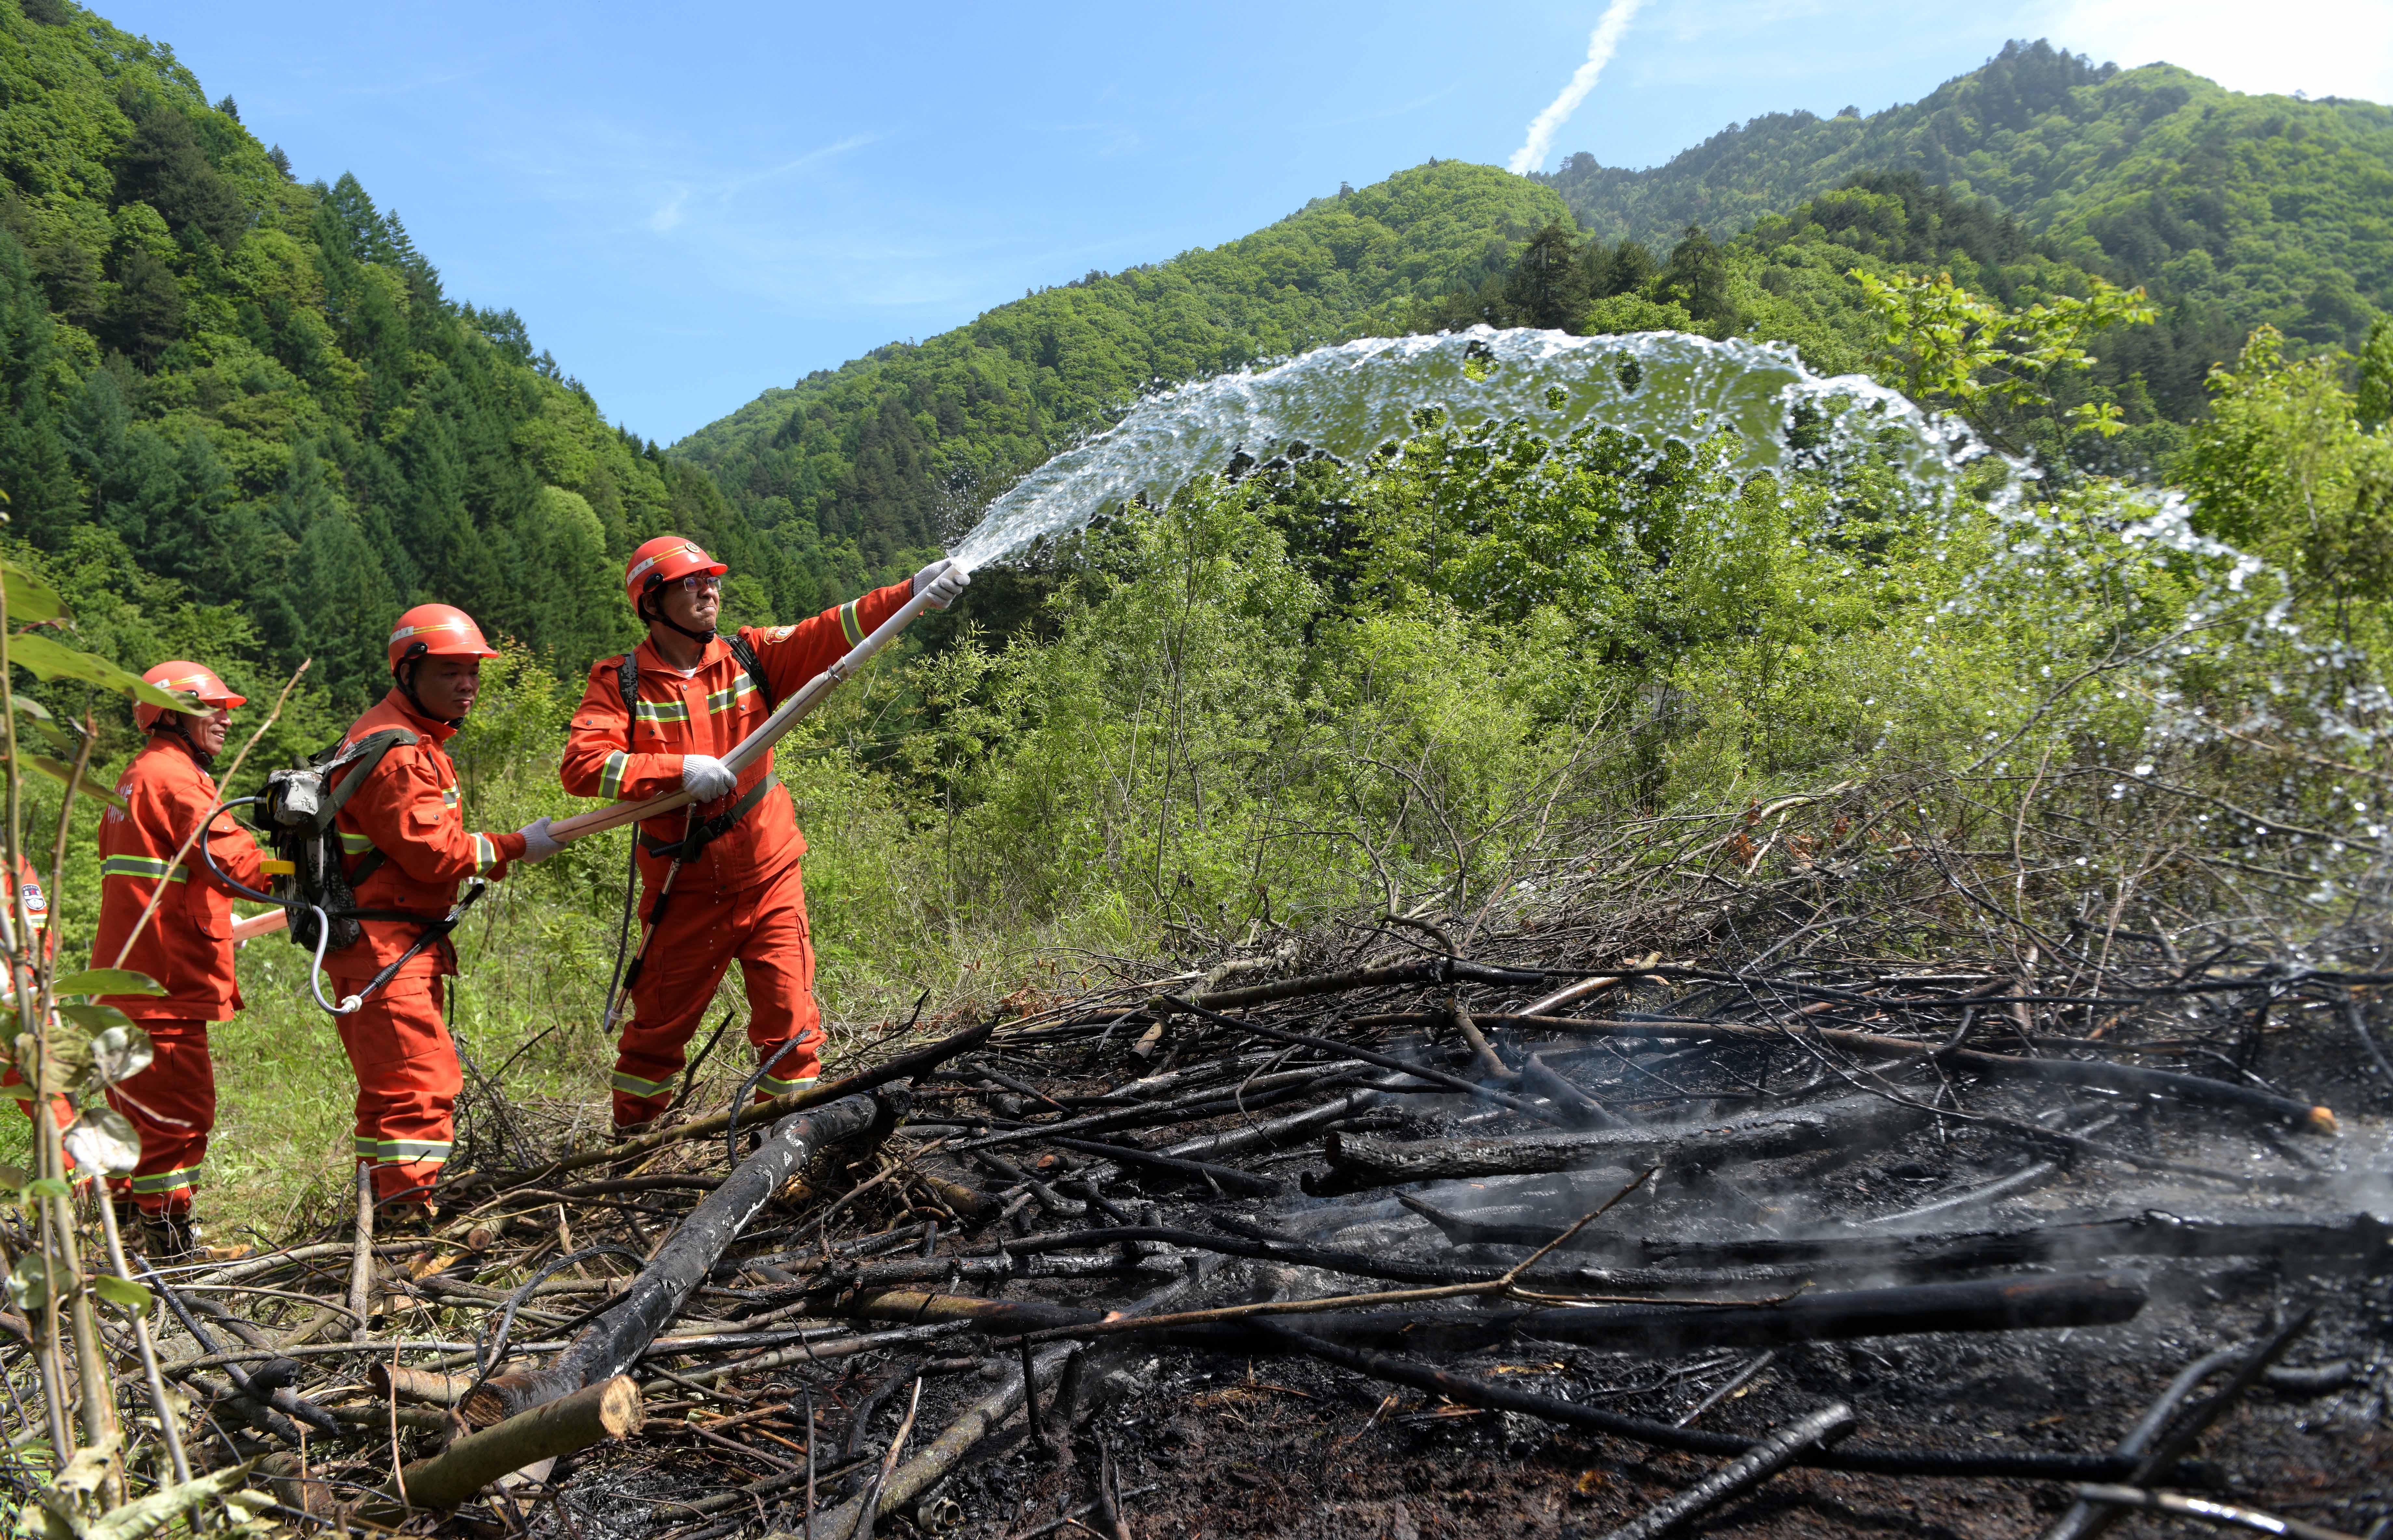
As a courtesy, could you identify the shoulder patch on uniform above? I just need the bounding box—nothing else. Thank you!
[764,625,795,643]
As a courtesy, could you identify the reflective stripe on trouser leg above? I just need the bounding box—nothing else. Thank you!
[614,859,824,1128]
[104,1019,215,1217]
[330,978,461,1207]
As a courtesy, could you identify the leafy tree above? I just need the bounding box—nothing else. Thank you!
[2180,326,2393,619]
[2357,318,2393,433]
[1854,267,2155,450]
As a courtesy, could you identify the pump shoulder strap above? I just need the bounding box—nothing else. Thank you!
[321,729,416,824]
[613,639,776,718]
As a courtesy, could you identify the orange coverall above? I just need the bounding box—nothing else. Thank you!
[561,583,911,1130]
[90,735,266,1215]
[327,690,525,1207]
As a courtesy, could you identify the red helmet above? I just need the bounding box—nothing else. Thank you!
[386,603,499,672]
[624,536,726,609]
[133,661,246,731]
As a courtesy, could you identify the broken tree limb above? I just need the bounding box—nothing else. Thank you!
[1042,1136,1286,1195]
[1161,996,1572,1125]
[1594,1401,1856,1540]
[464,1090,897,1424]
[1520,1051,1626,1129]
[801,1344,1078,1540]
[540,1020,989,1179]
[2067,1486,2365,1540]
[358,1375,642,1518]
[1396,1200,2393,1277]
[368,1362,475,1406]
[835,1272,2142,1360]
[1263,1272,2146,1356]
[1180,958,1556,1013]
[1310,1091,1927,1191]
[1155,1078,1404,1163]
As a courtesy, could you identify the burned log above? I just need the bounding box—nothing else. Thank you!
[1398,1199,2393,1277]
[358,1375,642,1518]
[1215,1271,2147,1355]
[829,1272,2143,1359]
[462,1089,899,1425]
[1311,1092,1927,1190]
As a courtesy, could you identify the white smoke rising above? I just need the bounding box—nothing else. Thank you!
[1507,0,1650,175]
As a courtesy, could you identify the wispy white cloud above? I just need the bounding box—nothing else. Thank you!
[2025,0,2391,102]
[1508,0,1651,174]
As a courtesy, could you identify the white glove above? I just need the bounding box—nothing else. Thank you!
[912,559,971,610]
[516,817,562,864]
[681,754,736,801]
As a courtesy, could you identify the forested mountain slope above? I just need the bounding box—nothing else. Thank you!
[0,0,797,722]
[674,164,1571,604]
[687,43,2391,603]
[1540,40,2393,354]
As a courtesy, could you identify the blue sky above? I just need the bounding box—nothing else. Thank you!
[105,0,2383,446]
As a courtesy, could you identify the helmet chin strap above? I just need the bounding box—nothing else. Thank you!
[640,590,718,648]
[396,657,466,726]
[152,718,217,768]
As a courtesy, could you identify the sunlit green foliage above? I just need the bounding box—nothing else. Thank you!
[2181,326,2393,625]
[1854,267,2156,448]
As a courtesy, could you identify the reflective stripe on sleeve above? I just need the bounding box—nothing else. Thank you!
[100,855,187,884]
[599,751,630,800]
[338,830,377,854]
[472,833,499,873]
[838,600,865,647]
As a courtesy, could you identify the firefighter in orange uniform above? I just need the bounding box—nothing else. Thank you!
[90,662,265,1251]
[561,538,967,1134]
[326,604,560,1219]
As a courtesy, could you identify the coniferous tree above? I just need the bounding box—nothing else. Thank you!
[114,97,250,252]
[0,232,79,549]
[105,247,181,367]
[1595,240,1657,298]
[1501,221,1594,330]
